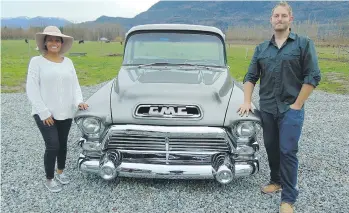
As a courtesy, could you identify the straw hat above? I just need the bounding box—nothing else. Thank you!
[35,26,74,55]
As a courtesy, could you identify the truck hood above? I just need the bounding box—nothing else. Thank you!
[110,66,234,126]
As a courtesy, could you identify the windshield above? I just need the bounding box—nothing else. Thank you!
[123,31,226,67]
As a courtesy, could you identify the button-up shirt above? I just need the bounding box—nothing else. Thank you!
[243,31,321,115]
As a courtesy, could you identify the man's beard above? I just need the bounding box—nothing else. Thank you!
[273,23,289,32]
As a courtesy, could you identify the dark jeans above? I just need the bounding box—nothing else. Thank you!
[33,114,72,179]
[260,107,305,204]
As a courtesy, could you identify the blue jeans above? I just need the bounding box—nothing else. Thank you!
[260,107,305,204]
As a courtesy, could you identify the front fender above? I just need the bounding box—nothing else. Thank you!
[223,81,261,127]
[74,79,115,124]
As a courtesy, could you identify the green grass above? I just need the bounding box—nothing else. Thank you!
[227,44,349,94]
[1,40,123,92]
[1,40,349,94]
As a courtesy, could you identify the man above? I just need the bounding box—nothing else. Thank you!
[238,1,321,213]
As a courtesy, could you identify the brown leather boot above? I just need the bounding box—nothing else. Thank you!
[279,202,294,213]
[261,182,282,194]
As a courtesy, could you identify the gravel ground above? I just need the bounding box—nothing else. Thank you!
[1,81,349,213]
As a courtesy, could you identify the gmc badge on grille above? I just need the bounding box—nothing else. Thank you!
[135,105,202,119]
[149,106,187,116]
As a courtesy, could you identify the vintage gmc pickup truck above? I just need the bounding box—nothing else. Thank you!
[74,24,262,184]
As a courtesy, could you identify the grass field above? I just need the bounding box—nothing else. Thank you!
[1,40,348,94]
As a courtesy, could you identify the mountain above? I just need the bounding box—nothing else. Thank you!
[2,1,348,31]
[91,1,349,31]
[1,16,72,29]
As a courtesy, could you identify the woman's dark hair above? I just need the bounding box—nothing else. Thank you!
[44,35,64,50]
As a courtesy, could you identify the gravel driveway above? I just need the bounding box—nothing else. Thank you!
[1,82,349,213]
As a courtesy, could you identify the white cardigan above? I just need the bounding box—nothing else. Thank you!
[26,55,83,120]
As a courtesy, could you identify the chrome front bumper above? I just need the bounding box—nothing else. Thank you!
[78,153,259,183]
[77,124,260,184]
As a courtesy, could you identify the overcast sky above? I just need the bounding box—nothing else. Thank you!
[1,0,160,23]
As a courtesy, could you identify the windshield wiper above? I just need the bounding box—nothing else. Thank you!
[137,62,175,68]
[175,63,226,71]
[130,62,226,72]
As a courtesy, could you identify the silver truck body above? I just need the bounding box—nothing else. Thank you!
[74,24,262,184]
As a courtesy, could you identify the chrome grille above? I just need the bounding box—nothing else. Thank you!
[103,125,232,154]
[108,134,165,151]
[169,137,229,152]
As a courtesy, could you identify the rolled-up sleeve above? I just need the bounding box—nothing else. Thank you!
[243,45,261,85]
[302,39,321,87]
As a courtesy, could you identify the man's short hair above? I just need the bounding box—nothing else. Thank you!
[272,1,293,16]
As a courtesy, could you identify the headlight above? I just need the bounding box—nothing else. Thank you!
[232,121,261,141]
[236,121,255,137]
[82,117,101,134]
[76,117,104,137]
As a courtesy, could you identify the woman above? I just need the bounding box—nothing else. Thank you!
[26,26,88,192]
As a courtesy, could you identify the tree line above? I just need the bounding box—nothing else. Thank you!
[225,20,349,46]
[1,23,125,42]
[2,20,348,45]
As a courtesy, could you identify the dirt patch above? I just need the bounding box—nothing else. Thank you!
[324,72,348,84]
[319,57,349,63]
[1,84,26,93]
[323,72,349,94]
[106,53,123,57]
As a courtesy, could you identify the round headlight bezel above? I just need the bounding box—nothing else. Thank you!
[81,117,101,135]
[232,121,258,139]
